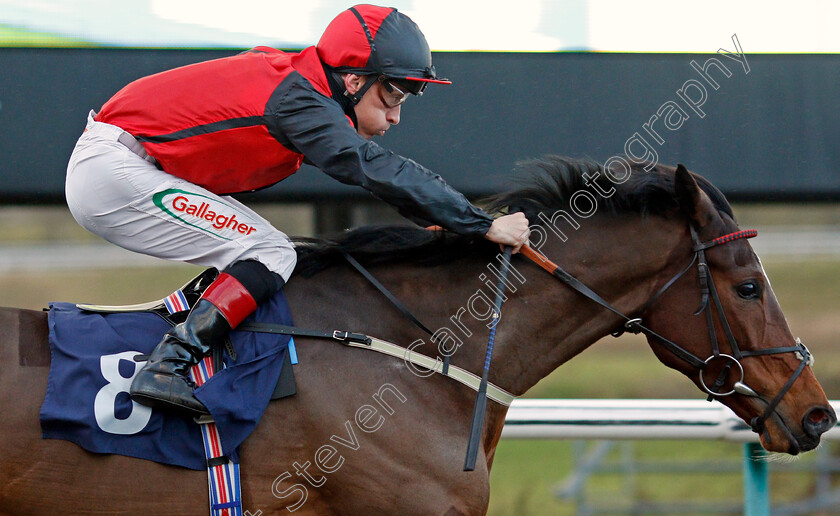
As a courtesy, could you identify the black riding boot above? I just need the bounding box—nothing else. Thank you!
[131,261,283,417]
[130,299,230,416]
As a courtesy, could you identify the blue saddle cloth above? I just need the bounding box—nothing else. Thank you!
[40,291,293,470]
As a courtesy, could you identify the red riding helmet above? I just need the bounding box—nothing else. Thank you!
[317,4,451,99]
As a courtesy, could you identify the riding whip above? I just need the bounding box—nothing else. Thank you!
[464,245,513,471]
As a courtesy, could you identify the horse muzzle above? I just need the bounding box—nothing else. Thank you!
[802,405,837,443]
[758,404,836,455]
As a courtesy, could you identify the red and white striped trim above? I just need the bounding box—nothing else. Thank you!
[163,288,243,516]
[191,357,242,516]
[164,290,190,314]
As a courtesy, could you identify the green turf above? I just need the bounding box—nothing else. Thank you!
[488,439,839,515]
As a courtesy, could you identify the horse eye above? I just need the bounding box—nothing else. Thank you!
[736,281,761,300]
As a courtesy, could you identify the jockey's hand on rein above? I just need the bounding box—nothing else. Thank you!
[485,213,530,253]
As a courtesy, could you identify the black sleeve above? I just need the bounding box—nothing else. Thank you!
[268,75,494,237]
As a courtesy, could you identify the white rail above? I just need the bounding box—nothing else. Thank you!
[502,399,840,442]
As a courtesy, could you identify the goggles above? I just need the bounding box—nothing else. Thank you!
[378,77,426,108]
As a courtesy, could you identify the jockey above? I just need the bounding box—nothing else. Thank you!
[65,4,530,417]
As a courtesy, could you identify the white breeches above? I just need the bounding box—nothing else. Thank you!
[65,111,297,281]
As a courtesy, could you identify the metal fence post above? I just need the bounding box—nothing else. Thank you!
[744,442,770,516]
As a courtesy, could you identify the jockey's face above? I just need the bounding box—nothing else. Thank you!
[344,74,401,139]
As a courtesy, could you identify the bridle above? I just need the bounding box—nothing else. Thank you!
[519,225,814,435]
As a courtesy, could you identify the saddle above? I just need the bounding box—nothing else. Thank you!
[77,268,297,401]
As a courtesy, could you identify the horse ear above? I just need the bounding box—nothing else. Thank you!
[674,164,715,228]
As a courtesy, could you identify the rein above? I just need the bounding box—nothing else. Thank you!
[520,226,813,435]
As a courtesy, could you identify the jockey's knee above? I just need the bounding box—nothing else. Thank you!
[223,258,287,305]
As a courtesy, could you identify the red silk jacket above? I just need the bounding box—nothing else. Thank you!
[95,46,492,236]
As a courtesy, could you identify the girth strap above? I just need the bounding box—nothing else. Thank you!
[237,321,371,345]
[238,322,517,406]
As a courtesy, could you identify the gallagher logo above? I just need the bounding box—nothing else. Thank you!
[153,189,257,240]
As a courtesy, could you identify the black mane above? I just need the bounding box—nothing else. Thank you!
[294,156,733,276]
[483,156,732,222]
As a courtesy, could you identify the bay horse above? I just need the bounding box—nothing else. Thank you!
[0,157,835,515]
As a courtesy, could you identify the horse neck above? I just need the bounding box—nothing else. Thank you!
[481,215,689,395]
[290,215,687,397]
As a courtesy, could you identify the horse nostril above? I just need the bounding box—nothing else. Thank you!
[802,406,838,437]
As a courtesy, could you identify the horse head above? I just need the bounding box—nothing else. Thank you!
[494,157,835,455]
[639,164,836,454]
